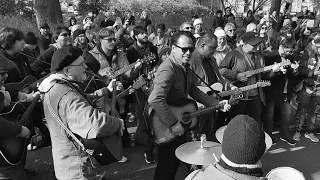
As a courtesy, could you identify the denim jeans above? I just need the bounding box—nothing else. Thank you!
[263,97,291,137]
[295,87,320,132]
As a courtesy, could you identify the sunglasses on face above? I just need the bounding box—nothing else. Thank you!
[184,26,194,30]
[228,29,236,32]
[102,38,116,42]
[174,44,195,53]
[60,33,70,37]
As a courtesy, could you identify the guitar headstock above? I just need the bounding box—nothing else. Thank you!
[257,80,271,88]
[280,59,291,67]
[141,54,157,64]
[228,91,243,105]
[133,76,146,89]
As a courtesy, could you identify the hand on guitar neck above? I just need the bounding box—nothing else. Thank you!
[17,91,40,103]
[106,79,123,93]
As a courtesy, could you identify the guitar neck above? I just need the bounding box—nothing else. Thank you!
[116,87,131,100]
[19,95,40,128]
[114,62,137,77]
[244,64,275,77]
[184,103,224,120]
[219,84,258,97]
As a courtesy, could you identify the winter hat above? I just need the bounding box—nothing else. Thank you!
[193,18,203,26]
[158,46,171,57]
[84,52,100,74]
[217,115,272,166]
[24,32,37,45]
[214,29,226,37]
[39,22,49,29]
[51,46,83,72]
[73,29,85,39]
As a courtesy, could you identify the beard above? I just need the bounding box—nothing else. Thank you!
[137,37,147,44]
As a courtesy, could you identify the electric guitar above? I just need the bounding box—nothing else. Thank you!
[238,59,291,80]
[99,54,156,79]
[198,81,271,97]
[0,94,40,166]
[149,93,243,144]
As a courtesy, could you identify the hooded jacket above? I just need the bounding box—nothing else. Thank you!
[38,74,122,180]
[185,163,268,180]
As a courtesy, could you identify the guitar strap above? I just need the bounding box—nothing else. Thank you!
[188,67,223,99]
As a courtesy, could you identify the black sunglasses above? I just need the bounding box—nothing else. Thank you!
[184,26,194,30]
[60,33,70,37]
[174,44,195,53]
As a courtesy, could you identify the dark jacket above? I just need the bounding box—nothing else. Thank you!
[148,54,220,126]
[219,47,266,105]
[0,48,34,84]
[138,18,152,29]
[100,19,115,27]
[31,45,57,79]
[296,48,320,87]
[37,33,53,53]
[126,41,159,79]
[22,47,40,64]
[212,16,225,29]
[263,50,297,101]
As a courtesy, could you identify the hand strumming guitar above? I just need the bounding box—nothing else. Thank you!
[218,100,231,112]
[171,121,184,137]
[18,91,40,103]
[16,126,30,138]
[106,79,123,92]
[236,72,248,82]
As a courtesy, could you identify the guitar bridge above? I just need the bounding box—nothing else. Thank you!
[85,149,94,156]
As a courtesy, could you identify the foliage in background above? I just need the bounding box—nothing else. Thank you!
[0,0,35,19]
[0,15,38,34]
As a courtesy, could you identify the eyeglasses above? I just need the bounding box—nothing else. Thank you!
[174,44,195,53]
[0,71,7,76]
[60,33,70,37]
[102,38,116,42]
[184,26,194,30]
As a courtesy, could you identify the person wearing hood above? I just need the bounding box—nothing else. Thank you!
[185,114,271,180]
[38,46,125,180]
[73,29,93,52]
[213,28,232,66]
[31,27,72,79]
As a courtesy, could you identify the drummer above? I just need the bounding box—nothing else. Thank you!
[185,114,271,180]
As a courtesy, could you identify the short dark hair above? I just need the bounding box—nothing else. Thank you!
[280,37,297,49]
[53,27,70,41]
[171,31,195,46]
[197,33,217,47]
[192,15,199,19]
[133,25,147,37]
[155,23,166,31]
[0,27,24,50]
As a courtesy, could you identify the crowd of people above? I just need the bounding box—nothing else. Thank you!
[0,5,318,180]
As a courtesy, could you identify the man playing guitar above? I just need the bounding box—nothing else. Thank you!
[148,31,230,180]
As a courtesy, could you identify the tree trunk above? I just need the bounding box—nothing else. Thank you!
[270,0,282,16]
[33,0,63,29]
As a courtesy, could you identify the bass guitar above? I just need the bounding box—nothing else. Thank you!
[0,94,40,166]
[149,93,243,144]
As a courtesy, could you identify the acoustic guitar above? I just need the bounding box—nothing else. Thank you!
[149,93,243,144]
[0,94,40,166]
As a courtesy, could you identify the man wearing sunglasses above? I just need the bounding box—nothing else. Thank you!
[220,32,266,124]
[180,22,194,33]
[262,37,299,146]
[148,31,230,180]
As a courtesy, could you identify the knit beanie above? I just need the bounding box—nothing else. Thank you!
[158,46,171,57]
[24,32,37,45]
[73,29,85,39]
[222,115,266,165]
[214,29,226,37]
[51,46,83,72]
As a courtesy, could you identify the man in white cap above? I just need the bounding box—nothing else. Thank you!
[213,28,232,66]
[193,18,203,39]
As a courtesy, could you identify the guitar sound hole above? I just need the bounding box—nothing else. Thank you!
[181,112,191,127]
[207,91,213,96]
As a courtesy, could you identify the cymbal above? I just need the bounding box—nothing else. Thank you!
[215,125,273,150]
[175,141,222,165]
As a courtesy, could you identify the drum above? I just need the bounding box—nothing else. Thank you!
[266,167,305,180]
